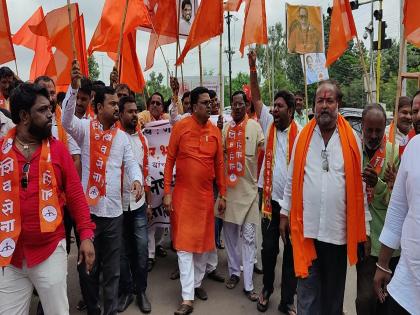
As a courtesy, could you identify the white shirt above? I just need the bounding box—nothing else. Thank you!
[0,111,14,138]
[52,113,81,155]
[257,105,300,201]
[62,87,142,218]
[122,132,147,211]
[379,135,420,315]
[280,124,371,245]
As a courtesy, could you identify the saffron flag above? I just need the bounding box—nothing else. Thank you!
[0,0,15,65]
[30,4,88,86]
[13,7,53,81]
[239,0,268,56]
[144,0,178,71]
[176,0,223,65]
[325,0,357,67]
[403,0,420,47]
[224,0,243,11]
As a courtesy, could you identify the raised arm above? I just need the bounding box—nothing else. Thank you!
[248,50,264,119]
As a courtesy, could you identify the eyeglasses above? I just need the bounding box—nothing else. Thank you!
[321,149,329,172]
[21,162,30,189]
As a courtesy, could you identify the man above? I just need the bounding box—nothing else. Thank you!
[294,91,308,127]
[0,83,95,314]
[182,91,191,114]
[163,87,226,315]
[280,80,371,315]
[115,83,131,99]
[0,66,14,111]
[356,104,399,315]
[385,96,412,145]
[62,61,143,315]
[288,6,322,54]
[118,95,152,313]
[412,90,420,136]
[209,90,220,115]
[0,108,14,137]
[179,0,193,35]
[248,50,299,314]
[219,91,264,302]
[373,134,420,315]
[138,92,170,128]
[75,77,93,119]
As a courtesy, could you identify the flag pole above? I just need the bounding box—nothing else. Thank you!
[178,44,185,93]
[375,0,383,102]
[302,54,309,120]
[265,46,271,107]
[355,34,373,104]
[219,33,223,113]
[115,0,129,74]
[67,0,80,87]
[199,45,203,85]
[175,0,181,78]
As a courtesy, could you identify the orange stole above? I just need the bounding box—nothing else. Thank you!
[290,115,366,277]
[366,136,386,204]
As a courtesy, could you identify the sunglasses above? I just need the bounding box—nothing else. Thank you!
[321,149,329,172]
[21,162,30,189]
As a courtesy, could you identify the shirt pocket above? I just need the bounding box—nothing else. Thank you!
[199,135,218,156]
[245,135,256,157]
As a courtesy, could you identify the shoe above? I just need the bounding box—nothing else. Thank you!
[253,265,263,274]
[76,300,87,311]
[257,289,271,312]
[137,292,151,313]
[194,287,208,300]
[156,245,167,257]
[117,293,134,313]
[147,258,155,272]
[243,289,259,302]
[174,303,193,315]
[207,270,225,282]
[278,303,297,315]
[225,274,240,289]
[170,268,180,280]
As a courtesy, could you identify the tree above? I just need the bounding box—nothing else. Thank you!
[144,71,172,101]
[88,55,100,81]
[224,72,250,106]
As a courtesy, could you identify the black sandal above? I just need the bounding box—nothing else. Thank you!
[257,289,271,312]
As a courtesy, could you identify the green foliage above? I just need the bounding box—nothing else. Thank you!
[144,71,172,101]
[88,56,100,81]
[224,72,250,106]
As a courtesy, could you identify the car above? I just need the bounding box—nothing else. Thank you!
[339,107,363,136]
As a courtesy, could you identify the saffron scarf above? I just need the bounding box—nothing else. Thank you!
[365,136,386,204]
[399,129,416,156]
[261,120,298,217]
[226,117,248,187]
[54,106,68,147]
[290,115,366,277]
[0,128,62,267]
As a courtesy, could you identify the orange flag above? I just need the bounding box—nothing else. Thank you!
[325,0,357,67]
[0,0,15,65]
[403,0,420,47]
[144,0,177,71]
[224,0,243,11]
[30,4,88,86]
[239,0,268,56]
[88,0,151,55]
[13,7,53,81]
[176,0,223,65]
[108,32,146,93]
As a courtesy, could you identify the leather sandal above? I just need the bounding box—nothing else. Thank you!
[174,303,193,315]
[243,289,259,302]
[257,289,271,312]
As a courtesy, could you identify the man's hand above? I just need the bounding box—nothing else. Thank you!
[131,180,143,202]
[248,49,257,69]
[279,215,290,244]
[362,164,378,188]
[110,67,119,88]
[217,115,224,130]
[71,60,82,89]
[170,77,180,96]
[163,194,172,215]
[78,239,95,273]
[384,163,397,190]
[218,198,226,215]
[374,267,392,303]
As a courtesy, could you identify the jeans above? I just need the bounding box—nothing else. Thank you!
[119,204,149,295]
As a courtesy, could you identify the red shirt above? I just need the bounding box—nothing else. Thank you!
[4,138,95,268]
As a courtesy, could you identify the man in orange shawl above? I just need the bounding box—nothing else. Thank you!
[163,86,226,315]
[280,80,371,315]
[384,96,412,146]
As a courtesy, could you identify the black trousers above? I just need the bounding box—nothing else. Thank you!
[356,255,400,315]
[297,240,347,315]
[261,199,297,306]
[63,207,80,254]
[79,214,123,315]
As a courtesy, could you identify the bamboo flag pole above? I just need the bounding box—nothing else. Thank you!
[115,0,129,74]
[178,44,185,92]
[199,45,203,86]
[355,34,373,104]
[175,0,181,78]
[303,54,309,120]
[67,0,80,87]
[265,46,271,107]
[219,33,223,112]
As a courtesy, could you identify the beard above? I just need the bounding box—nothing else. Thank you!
[28,121,52,140]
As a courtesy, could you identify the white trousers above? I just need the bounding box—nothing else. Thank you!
[147,225,166,258]
[0,239,68,315]
[206,249,218,273]
[223,222,256,291]
[177,251,209,301]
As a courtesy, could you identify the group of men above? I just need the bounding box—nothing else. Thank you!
[0,46,419,315]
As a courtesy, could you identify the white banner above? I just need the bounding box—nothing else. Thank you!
[143,120,173,228]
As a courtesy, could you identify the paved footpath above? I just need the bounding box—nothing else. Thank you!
[30,241,357,315]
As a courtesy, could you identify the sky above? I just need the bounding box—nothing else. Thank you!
[4,0,402,84]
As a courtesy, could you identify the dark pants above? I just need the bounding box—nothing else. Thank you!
[261,200,297,306]
[387,295,410,315]
[64,207,80,254]
[215,217,223,247]
[297,240,347,315]
[119,204,149,295]
[79,214,123,315]
[356,255,400,315]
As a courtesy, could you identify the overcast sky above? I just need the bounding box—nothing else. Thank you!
[4,0,402,83]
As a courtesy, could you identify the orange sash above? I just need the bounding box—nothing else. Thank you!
[0,128,62,267]
[290,115,366,277]
[85,103,96,120]
[399,129,416,156]
[261,120,298,217]
[54,106,68,146]
[388,121,396,144]
[365,136,386,204]
[226,117,248,187]
[86,120,117,206]
[0,93,8,111]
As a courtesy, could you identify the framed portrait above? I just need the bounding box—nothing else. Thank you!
[300,53,329,85]
[286,4,324,54]
[177,0,199,37]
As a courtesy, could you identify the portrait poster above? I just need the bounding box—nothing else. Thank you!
[177,0,199,37]
[179,75,224,101]
[143,120,173,228]
[300,53,329,85]
[286,4,324,54]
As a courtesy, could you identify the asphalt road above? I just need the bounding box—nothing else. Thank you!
[30,240,357,315]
